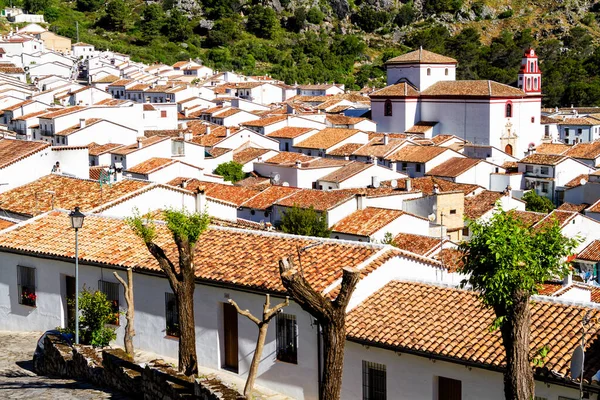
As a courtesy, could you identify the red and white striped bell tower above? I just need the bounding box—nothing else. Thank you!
[517,48,541,95]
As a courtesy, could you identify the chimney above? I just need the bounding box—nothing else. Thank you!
[257,156,263,162]
[184,108,189,117]
[184,131,192,141]
[563,271,572,286]
[370,156,377,165]
[295,160,302,168]
[79,118,86,129]
[195,187,206,212]
[406,178,412,192]
[504,185,512,197]
[181,180,187,189]
[206,125,211,135]
[433,183,440,194]
[137,138,143,149]
[226,127,231,137]
[357,194,366,210]
[382,133,389,145]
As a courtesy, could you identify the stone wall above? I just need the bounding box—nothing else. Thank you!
[35,334,244,400]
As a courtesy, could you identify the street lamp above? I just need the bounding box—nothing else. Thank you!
[69,206,85,344]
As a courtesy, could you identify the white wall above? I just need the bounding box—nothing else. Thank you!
[326,197,358,227]
[98,186,196,217]
[52,147,89,179]
[0,145,54,192]
[66,121,138,147]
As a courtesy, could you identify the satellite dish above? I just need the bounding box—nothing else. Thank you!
[390,179,398,188]
[571,345,584,380]
[428,213,436,222]
[282,181,289,187]
[580,178,588,186]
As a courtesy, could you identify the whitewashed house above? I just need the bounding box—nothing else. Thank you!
[316,161,407,190]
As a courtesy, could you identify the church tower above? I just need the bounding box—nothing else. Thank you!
[517,48,541,95]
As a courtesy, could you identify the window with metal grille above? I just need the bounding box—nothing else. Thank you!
[362,361,386,400]
[17,265,36,307]
[165,293,179,337]
[384,100,392,117]
[438,376,461,400]
[415,163,421,172]
[99,280,120,325]
[276,313,297,364]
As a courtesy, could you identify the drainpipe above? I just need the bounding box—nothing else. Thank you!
[317,320,322,399]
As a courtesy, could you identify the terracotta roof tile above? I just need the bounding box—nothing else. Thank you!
[233,147,271,164]
[427,157,482,178]
[380,176,479,196]
[431,135,465,145]
[352,137,406,158]
[266,127,314,139]
[0,139,49,169]
[578,240,600,262]
[0,218,15,230]
[207,147,231,158]
[318,161,372,183]
[241,115,287,127]
[519,153,567,166]
[112,136,170,155]
[421,80,526,97]
[276,189,355,211]
[564,142,600,160]
[3,99,33,111]
[55,118,102,136]
[88,142,125,156]
[405,121,438,134]
[535,143,571,155]
[107,79,134,87]
[346,280,600,381]
[126,157,176,174]
[262,151,315,165]
[507,210,547,227]
[241,186,301,210]
[534,210,578,229]
[234,175,271,190]
[392,233,441,256]
[385,49,457,65]
[557,202,588,213]
[564,174,589,188]
[432,248,464,273]
[93,75,119,83]
[89,166,107,181]
[463,191,504,220]
[587,199,600,213]
[327,143,364,156]
[40,106,86,120]
[12,110,48,121]
[540,115,560,124]
[331,207,404,236]
[166,179,259,207]
[370,82,419,98]
[387,145,448,163]
[0,175,150,217]
[326,115,366,125]
[557,117,596,126]
[0,211,381,294]
[295,128,362,150]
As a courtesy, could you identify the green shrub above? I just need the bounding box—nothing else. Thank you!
[497,9,513,19]
[214,161,246,183]
[280,205,330,237]
[306,7,324,24]
[522,190,555,213]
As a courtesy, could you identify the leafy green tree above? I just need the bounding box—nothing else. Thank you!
[394,2,415,27]
[522,190,555,213]
[127,208,210,376]
[77,288,118,347]
[206,17,242,47]
[459,210,577,400]
[306,7,324,24]
[23,0,49,14]
[351,6,389,33]
[141,4,165,40]
[423,0,462,15]
[214,161,246,183]
[287,7,306,32]
[104,0,129,31]
[246,5,280,39]
[280,205,330,237]
[76,0,104,12]
[164,9,191,42]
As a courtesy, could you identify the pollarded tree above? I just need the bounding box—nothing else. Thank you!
[458,209,577,400]
[127,209,210,376]
[113,268,135,356]
[279,256,360,400]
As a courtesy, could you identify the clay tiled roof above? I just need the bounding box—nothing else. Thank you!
[564,174,589,188]
[578,240,600,262]
[427,157,482,178]
[346,280,600,381]
[93,75,119,83]
[507,210,547,227]
[0,65,24,74]
[535,143,571,155]
[111,136,170,155]
[587,199,600,213]
[538,281,564,296]
[234,175,271,190]
[261,151,315,165]
[318,161,372,183]
[387,145,447,163]
[88,142,124,156]
[326,115,365,125]
[421,81,526,98]
[433,248,464,273]
[240,186,301,210]
[565,142,600,160]
[12,110,48,120]
[519,153,566,166]
[295,128,362,150]
[352,137,406,158]
[331,207,404,237]
[233,147,271,165]
[0,139,49,169]
[126,157,176,174]
[89,166,107,181]
[385,49,457,65]
[169,180,259,207]
[0,218,15,230]
[40,106,86,120]
[241,115,287,127]
[0,211,385,294]
[276,189,355,211]
[327,143,364,157]
[370,82,419,98]
[464,191,504,220]
[534,210,578,229]
[266,127,314,139]
[207,147,231,158]
[557,202,588,213]
[3,99,33,111]
[107,79,133,87]
[55,119,102,136]
[381,176,479,196]
[0,175,150,217]
[557,117,596,126]
[540,115,560,124]
[391,233,441,256]
[405,121,438,134]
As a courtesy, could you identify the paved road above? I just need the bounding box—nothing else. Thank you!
[0,331,130,399]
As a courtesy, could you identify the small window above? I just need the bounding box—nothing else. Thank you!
[540,166,549,175]
[578,128,582,135]
[99,280,119,325]
[525,165,533,173]
[415,163,421,172]
[505,102,512,118]
[401,162,407,171]
[250,210,255,215]
[438,376,461,400]
[165,292,179,337]
[449,209,457,215]
[462,227,469,236]
[444,68,448,76]
[17,265,36,307]
[565,128,570,136]
[161,110,167,118]
[384,100,392,117]
[427,68,431,76]
[531,116,535,123]
[264,211,269,217]
[362,361,386,400]
[541,182,549,193]
[276,313,298,364]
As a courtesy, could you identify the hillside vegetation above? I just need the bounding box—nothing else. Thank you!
[9,0,600,106]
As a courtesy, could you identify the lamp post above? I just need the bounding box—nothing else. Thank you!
[69,207,85,344]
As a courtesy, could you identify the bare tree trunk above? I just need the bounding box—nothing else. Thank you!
[228,294,289,399]
[113,268,135,357]
[279,257,360,400]
[177,278,198,376]
[498,292,534,400]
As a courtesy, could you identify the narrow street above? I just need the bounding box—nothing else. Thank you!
[0,331,130,399]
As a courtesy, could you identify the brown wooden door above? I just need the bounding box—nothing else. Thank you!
[66,276,76,330]
[438,376,462,400]
[223,302,238,372]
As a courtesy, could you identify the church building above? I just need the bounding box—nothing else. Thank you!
[371,48,543,158]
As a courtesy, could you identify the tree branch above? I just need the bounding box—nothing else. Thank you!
[332,267,361,309]
[228,299,261,325]
[146,242,180,290]
[265,296,289,321]
[279,256,331,322]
